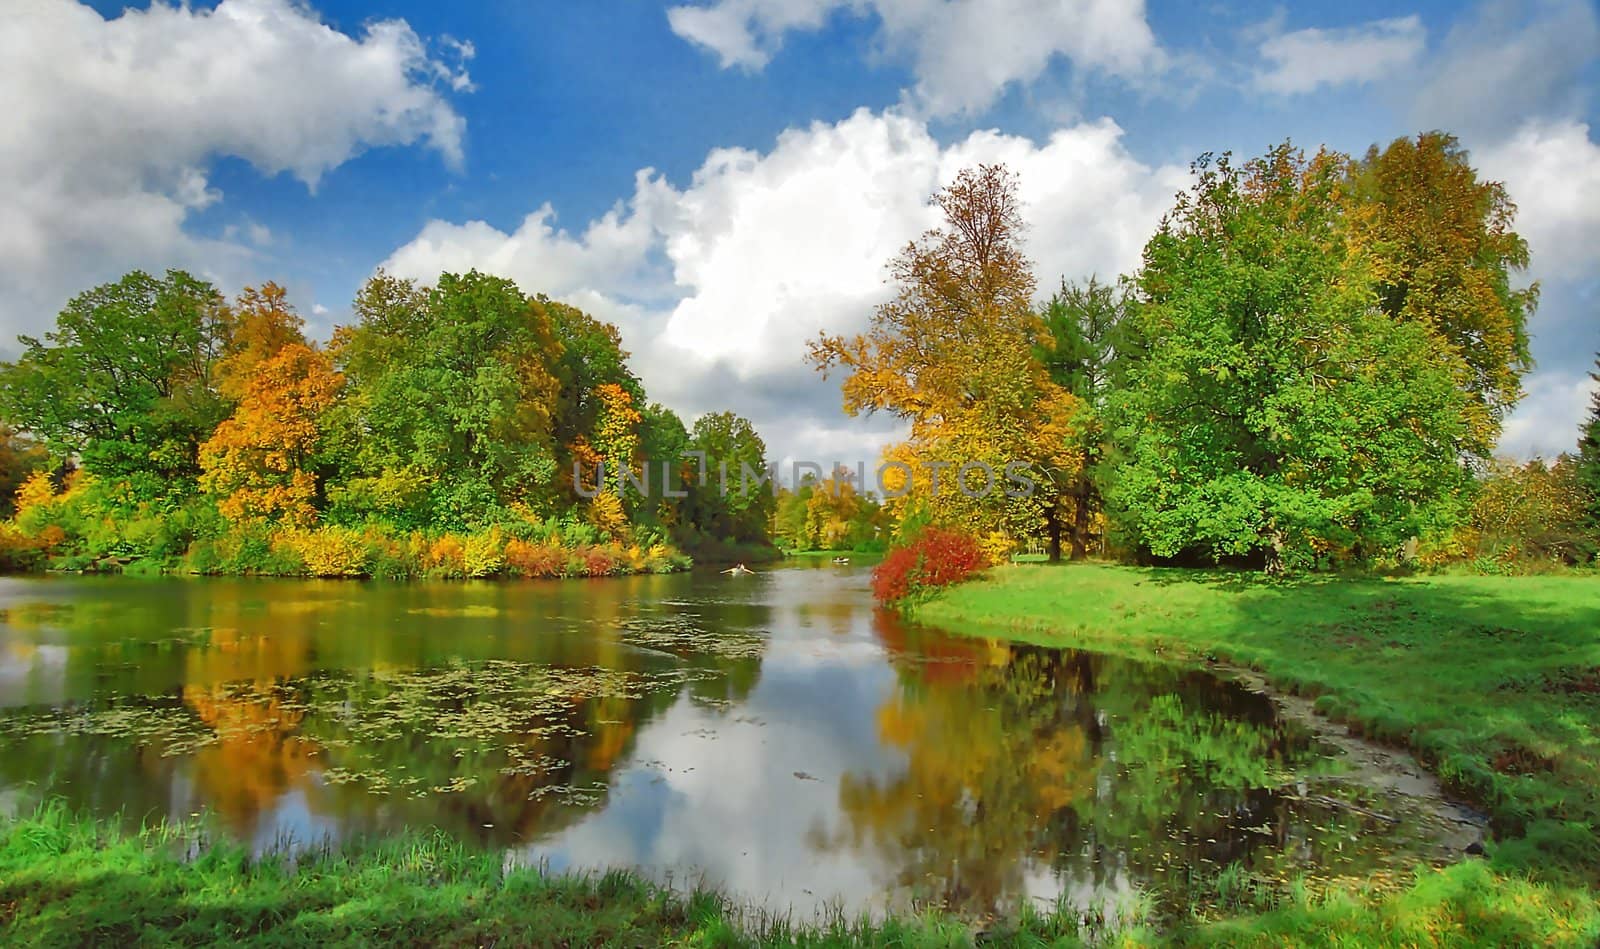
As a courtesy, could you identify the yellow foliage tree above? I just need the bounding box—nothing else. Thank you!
[199,344,343,525]
[810,164,1082,544]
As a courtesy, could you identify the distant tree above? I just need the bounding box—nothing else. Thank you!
[1469,456,1593,565]
[1347,132,1538,459]
[684,411,774,543]
[0,423,47,518]
[1109,145,1473,570]
[0,269,230,490]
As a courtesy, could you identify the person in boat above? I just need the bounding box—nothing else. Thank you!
[722,563,754,576]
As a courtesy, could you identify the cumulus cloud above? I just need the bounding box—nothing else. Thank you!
[1502,369,1599,460]
[1409,0,1598,142]
[666,0,1165,116]
[0,0,469,351]
[1475,120,1600,281]
[1252,15,1425,95]
[384,108,1187,464]
[1468,119,1600,459]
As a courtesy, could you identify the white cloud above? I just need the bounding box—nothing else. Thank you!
[1471,119,1600,459]
[1501,368,1598,459]
[1475,120,1600,281]
[384,108,1187,463]
[666,0,1165,116]
[1409,0,1599,142]
[0,0,469,351]
[1252,15,1425,95]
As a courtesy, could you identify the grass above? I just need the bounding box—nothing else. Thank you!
[0,803,1131,947]
[914,561,1600,945]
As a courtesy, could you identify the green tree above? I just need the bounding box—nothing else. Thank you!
[1348,132,1537,458]
[1037,277,1139,560]
[329,271,563,529]
[1108,145,1473,570]
[0,270,230,490]
[1579,352,1600,537]
[684,411,774,544]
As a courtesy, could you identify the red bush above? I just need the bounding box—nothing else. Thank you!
[871,527,988,603]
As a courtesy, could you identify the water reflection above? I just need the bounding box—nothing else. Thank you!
[0,567,1453,917]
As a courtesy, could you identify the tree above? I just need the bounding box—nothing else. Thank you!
[1037,277,1139,559]
[199,344,343,525]
[684,411,774,543]
[328,271,564,529]
[0,424,47,518]
[1347,133,1537,459]
[1109,145,1473,569]
[1579,352,1600,536]
[808,164,1081,545]
[0,270,230,488]
[214,283,307,400]
[1469,456,1593,566]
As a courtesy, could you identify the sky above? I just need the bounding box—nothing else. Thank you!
[3,0,1597,468]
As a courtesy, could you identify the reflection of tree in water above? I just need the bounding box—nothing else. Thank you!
[827,612,1342,917]
[0,583,770,848]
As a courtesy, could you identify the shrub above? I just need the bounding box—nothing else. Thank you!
[0,523,45,572]
[275,526,370,578]
[426,534,468,579]
[462,528,505,579]
[505,538,565,578]
[872,527,988,604]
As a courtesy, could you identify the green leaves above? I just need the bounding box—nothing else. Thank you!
[0,269,229,493]
[1108,144,1475,568]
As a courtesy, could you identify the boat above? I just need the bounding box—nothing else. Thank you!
[831,557,850,565]
[721,563,754,576]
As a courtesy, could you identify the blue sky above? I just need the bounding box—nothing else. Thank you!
[7,0,1598,464]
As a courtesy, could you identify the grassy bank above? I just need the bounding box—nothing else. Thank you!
[0,804,1106,948]
[914,562,1600,943]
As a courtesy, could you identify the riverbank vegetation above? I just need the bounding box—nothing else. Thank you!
[0,274,778,577]
[813,135,1599,581]
[6,794,1594,947]
[915,562,1600,943]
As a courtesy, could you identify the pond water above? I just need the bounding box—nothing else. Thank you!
[0,562,1472,919]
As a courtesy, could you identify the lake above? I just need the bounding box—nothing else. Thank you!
[0,562,1475,920]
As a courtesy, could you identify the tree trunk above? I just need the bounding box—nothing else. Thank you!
[1046,504,1063,563]
[1069,476,1091,561]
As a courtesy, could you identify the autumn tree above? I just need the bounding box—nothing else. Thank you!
[0,270,230,489]
[808,164,1081,545]
[1469,456,1593,565]
[200,343,343,525]
[1109,145,1473,569]
[804,468,883,551]
[213,283,307,400]
[1347,133,1537,459]
[0,424,47,518]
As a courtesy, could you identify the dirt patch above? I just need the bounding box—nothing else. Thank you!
[1220,664,1488,859]
[1491,745,1558,776]
[1542,667,1600,696]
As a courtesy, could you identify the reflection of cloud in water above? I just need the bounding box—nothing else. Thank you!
[517,626,906,917]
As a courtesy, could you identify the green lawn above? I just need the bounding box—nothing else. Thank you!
[0,804,1101,948]
[914,562,1600,945]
